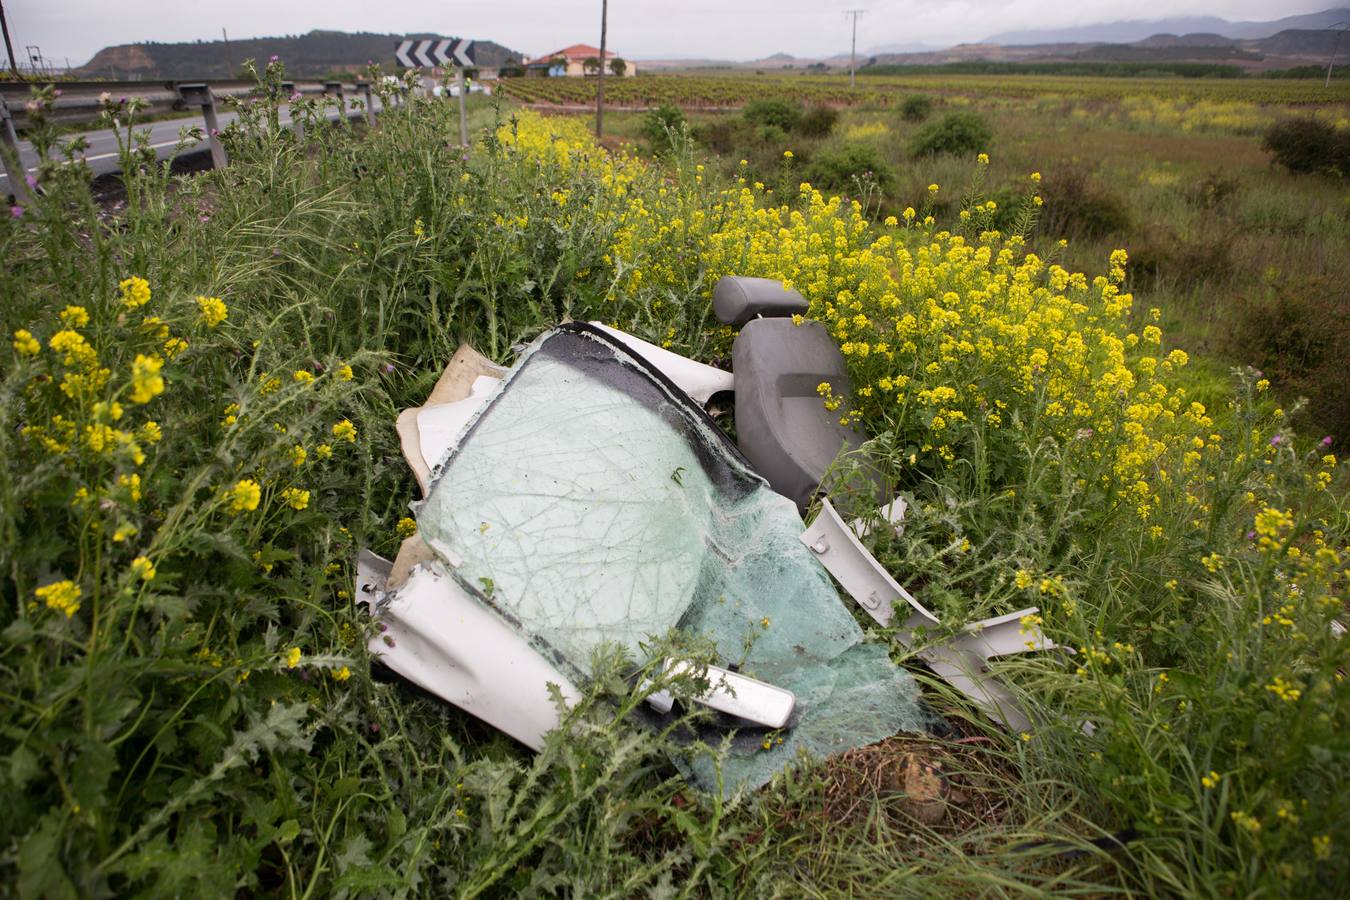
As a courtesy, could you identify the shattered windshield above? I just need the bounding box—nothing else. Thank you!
[416,325,928,792]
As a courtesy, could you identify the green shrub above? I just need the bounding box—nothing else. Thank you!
[908,110,991,157]
[804,143,895,193]
[743,99,801,132]
[1229,274,1350,438]
[899,94,933,122]
[691,117,736,154]
[1037,166,1131,239]
[641,104,687,154]
[1262,118,1350,177]
[797,104,839,137]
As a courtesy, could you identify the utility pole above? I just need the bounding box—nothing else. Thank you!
[0,0,17,76]
[596,0,608,137]
[1327,23,1349,88]
[222,27,234,75]
[845,9,866,89]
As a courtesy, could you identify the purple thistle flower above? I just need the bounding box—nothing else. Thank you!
[1322,436,1334,448]
[9,205,23,218]
[383,362,395,374]
[1270,435,1283,447]
[25,174,37,189]
[369,722,380,733]
[1246,530,1256,541]
[269,54,279,62]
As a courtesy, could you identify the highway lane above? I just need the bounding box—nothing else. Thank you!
[2,98,383,192]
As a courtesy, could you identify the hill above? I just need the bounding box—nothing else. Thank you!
[984,7,1350,46]
[77,29,524,79]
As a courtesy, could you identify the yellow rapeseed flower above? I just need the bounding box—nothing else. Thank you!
[396,516,417,539]
[59,305,90,327]
[119,276,151,309]
[286,646,302,668]
[131,556,157,581]
[337,363,354,381]
[281,487,310,510]
[197,295,228,328]
[226,478,262,514]
[314,443,333,460]
[332,419,357,443]
[12,329,40,356]
[129,354,165,404]
[36,580,82,618]
[293,369,315,384]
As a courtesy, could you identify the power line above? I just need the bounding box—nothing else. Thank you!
[845,9,866,88]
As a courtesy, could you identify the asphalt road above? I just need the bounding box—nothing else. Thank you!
[2,98,381,193]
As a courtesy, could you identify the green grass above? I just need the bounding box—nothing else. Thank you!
[1,66,1347,896]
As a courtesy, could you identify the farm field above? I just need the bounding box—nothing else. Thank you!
[1,66,1347,896]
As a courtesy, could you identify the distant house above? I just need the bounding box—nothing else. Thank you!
[524,44,635,77]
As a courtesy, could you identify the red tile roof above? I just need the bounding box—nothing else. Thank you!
[533,44,615,62]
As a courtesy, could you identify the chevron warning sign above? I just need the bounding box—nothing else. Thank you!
[395,38,476,68]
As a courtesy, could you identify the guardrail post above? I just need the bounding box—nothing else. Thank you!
[356,80,374,126]
[0,94,31,204]
[323,80,345,118]
[177,83,228,169]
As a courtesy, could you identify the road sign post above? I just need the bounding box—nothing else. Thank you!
[456,68,468,146]
[177,83,228,169]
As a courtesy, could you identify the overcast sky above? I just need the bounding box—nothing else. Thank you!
[4,1,1330,68]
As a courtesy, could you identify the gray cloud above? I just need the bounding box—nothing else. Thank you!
[4,0,1327,69]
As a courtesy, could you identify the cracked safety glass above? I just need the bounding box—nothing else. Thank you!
[416,324,929,793]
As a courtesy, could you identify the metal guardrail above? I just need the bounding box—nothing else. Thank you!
[0,78,394,196]
[0,78,367,128]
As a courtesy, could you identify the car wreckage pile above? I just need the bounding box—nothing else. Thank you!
[356,276,1059,794]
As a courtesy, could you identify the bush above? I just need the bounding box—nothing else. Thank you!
[1229,274,1350,438]
[641,104,687,154]
[1186,172,1242,210]
[1262,117,1350,177]
[908,111,991,158]
[691,117,736,154]
[1127,228,1233,291]
[1037,166,1131,240]
[804,143,895,193]
[899,94,933,122]
[743,99,801,132]
[798,104,839,137]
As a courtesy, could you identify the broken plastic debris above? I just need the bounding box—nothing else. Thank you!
[356,548,581,751]
[802,497,1061,733]
[413,324,929,793]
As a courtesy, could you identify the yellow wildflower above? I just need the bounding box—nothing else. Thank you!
[59,305,90,327]
[281,487,310,510]
[286,646,302,669]
[197,295,228,328]
[131,556,156,581]
[337,363,354,381]
[119,276,151,309]
[226,478,262,514]
[12,329,40,356]
[129,354,165,404]
[332,666,352,682]
[396,516,417,539]
[36,580,82,618]
[314,443,333,461]
[293,369,315,384]
[332,419,357,443]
